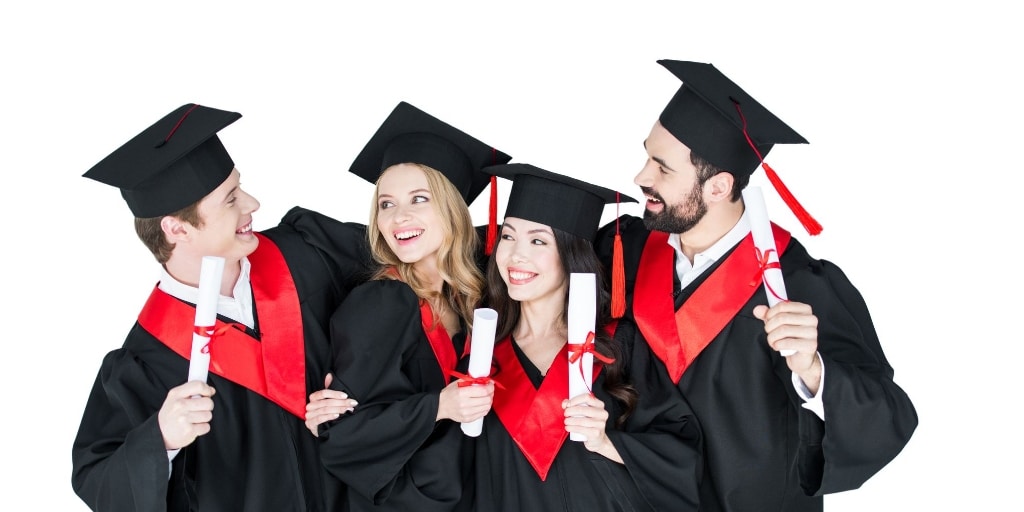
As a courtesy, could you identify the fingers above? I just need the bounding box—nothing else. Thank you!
[757,301,819,357]
[437,381,495,422]
[308,388,350,403]
[171,380,216,399]
[159,383,217,450]
[563,394,608,422]
[563,394,609,450]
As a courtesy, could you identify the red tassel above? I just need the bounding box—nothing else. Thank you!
[760,162,822,236]
[731,100,822,236]
[611,234,626,318]
[485,175,498,255]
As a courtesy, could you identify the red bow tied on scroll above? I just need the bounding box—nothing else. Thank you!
[193,324,241,354]
[461,307,500,437]
[567,331,616,395]
[189,256,226,383]
[449,370,506,390]
[751,248,786,303]
[741,187,795,356]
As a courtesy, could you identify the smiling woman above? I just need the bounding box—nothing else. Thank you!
[473,162,703,512]
[296,101,512,511]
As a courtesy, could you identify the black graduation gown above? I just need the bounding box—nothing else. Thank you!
[472,321,703,512]
[71,209,371,512]
[317,279,469,512]
[595,215,918,512]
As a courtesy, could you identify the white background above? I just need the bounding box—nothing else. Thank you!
[2,1,1019,509]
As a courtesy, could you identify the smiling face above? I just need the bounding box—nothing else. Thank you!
[373,163,447,270]
[634,121,709,234]
[494,216,567,305]
[189,168,261,261]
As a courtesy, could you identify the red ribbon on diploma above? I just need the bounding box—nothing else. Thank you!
[750,248,787,303]
[193,323,243,355]
[567,332,616,395]
[449,370,506,390]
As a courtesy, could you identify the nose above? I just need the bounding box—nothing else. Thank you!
[391,203,412,223]
[634,160,655,188]
[240,189,261,214]
[509,241,527,264]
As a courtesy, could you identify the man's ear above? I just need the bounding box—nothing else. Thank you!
[160,215,191,243]
[704,171,735,204]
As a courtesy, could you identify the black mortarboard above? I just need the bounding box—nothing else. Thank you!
[657,60,807,175]
[83,103,241,218]
[349,101,511,204]
[483,163,636,243]
[657,60,822,235]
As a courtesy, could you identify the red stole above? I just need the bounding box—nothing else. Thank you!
[419,300,458,377]
[633,224,791,384]
[137,233,307,418]
[491,337,604,481]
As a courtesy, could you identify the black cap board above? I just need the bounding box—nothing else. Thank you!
[657,60,807,175]
[83,103,241,218]
[349,101,511,204]
[483,163,636,242]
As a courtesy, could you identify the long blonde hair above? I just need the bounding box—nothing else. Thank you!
[367,163,484,329]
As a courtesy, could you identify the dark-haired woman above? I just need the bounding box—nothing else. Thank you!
[471,164,703,512]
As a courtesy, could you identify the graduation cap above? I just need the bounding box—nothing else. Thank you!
[484,163,636,317]
[350,101,512,252]
[83,103,241,218]
[657,60,822,235]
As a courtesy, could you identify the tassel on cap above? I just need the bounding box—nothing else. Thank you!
[734,101,822,236]
[760,161,822,235]
[611,193,626,318]
[484,148,500,255]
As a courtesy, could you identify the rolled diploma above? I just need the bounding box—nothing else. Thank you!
[742,187,795,356]
[567,272,596,441]
[462,308,499,437]
[188,256,226,383]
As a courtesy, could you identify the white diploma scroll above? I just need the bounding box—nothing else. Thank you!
[567,272,596,441]
[742,187,795,356]
[188,256,225,383]
[462,308,499,437]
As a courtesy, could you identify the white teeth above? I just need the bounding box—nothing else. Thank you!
[395,229,423,240]
[509,271,535,281]
[237,223,253,234]
[645,196,662,203]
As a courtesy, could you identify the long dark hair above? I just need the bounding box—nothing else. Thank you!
[486,225,638,426]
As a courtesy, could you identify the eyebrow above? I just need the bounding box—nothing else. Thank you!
[651,156,678,173]
[379,188,432,199]
[221,185,239,203]
[643,139,678,173]
[502,223,554,236]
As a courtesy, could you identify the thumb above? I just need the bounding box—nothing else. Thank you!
[324,373,333,389]
[752,304,769,321]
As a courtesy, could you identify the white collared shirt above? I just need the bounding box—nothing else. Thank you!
[158,257,255,330]
[667,212,826,420]
[157,257,255,471]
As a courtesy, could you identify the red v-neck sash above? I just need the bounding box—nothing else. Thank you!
[633,225,791,383]
[137,233,307,418]
[419,300,458,378]
[491,337,604,481]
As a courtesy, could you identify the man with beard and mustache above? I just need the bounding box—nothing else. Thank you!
[594,60,918,511]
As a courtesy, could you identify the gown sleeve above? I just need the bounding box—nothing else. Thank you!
[604,321,703,511]
[277,206,374,291]
[782,245,918,495]
[71,349,175,512]
[318,280,462,509]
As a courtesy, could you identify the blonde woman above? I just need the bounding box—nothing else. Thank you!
[311,102,509,512]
